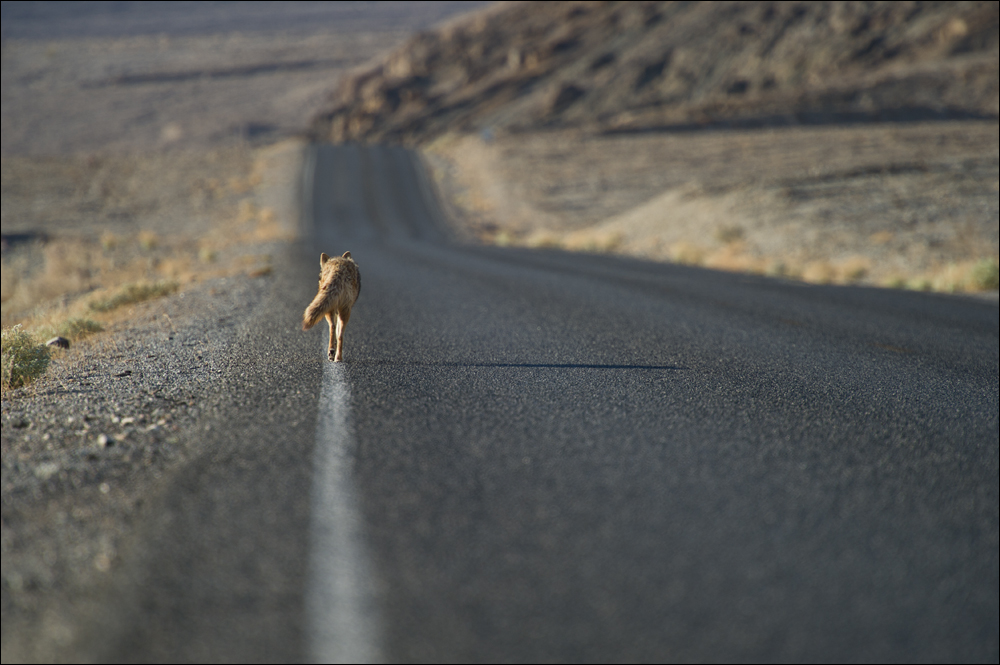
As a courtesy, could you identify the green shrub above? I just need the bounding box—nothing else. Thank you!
[970,258,999,291]
[2,325,50,393]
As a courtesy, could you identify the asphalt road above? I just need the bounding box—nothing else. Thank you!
[104,144,998,663]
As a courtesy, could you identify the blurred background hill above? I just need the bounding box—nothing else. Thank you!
[310,0,999,294]
[311,0,998,142]
[2,0,998,314]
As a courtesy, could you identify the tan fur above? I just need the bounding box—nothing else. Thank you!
[302,251,361,362]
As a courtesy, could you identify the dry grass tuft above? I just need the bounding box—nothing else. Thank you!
[100,231,118,251]
[714,225,745,244]
[840,257,870,283]
[89,281,179,313]
[53,318,103,340]
[562,230,624,254]
[670,242,706,266]
[800,262,839,285]
[247,265,273,278]
[138,231,159,251]
[523,230,562,249]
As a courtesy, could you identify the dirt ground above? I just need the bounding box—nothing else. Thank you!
[1,31,407,156]
[1,21,410,332]
[425,121,1000,293]
[1,131,310,660]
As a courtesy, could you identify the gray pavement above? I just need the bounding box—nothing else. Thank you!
[106,143,998,662]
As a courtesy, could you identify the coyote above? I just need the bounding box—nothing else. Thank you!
[302,251,361,362]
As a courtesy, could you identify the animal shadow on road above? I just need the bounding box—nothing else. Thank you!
[361,360,687,371]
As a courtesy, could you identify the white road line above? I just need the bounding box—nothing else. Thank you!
[307,361,383,664]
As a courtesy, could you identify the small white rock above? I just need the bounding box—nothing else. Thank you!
[34,462,60,479]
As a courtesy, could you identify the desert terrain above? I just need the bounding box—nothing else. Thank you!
[425,120,998,291]
[2,1,998,661]
[316,0,999,293]
[1,2,483,660]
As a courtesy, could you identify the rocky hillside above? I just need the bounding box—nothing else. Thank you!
[309,0,999,144]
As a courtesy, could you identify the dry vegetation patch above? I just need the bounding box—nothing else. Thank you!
[425,121,999,294]
[1,140,304,384]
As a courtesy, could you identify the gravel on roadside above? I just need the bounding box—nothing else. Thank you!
[1,259,280,662]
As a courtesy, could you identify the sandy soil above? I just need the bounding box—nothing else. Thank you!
[425,122,1000,293]
[1,31,406,156]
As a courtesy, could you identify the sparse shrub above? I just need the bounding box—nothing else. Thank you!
[2,325,50,393]
[59,318,103,340]
[886,275,907,289]
[970,258,999,290]
[229,176,252,194]
[525,231,561,249]
[714,225,745,244]
[89,280,178,312]
[138,231,159,251]
[100,231,118,251]
[802,261,837,284]
[237,199,258,223]
[671,242,704,265]
[0,265,17,303]
[199,246,218,263]
[596,232,623,252]
[765,261,787,277]
[840,258,869,283]
[259,207,276,225]
[33,318,103,348]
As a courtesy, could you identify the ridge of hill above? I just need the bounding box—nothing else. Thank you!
[309,0,999,144]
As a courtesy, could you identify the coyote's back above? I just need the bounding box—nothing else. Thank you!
[303,251,360,361]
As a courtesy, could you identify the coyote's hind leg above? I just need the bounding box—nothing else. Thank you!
[334,306,352,362]
[325,312,337,361]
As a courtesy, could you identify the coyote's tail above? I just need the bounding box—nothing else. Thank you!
[302,289,333,331]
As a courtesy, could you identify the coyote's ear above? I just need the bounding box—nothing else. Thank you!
[342,251,352,259]
[320,252,330,265]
